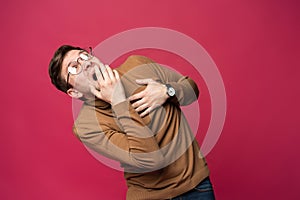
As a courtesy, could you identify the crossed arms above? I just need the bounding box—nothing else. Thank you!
[73,55,199,172]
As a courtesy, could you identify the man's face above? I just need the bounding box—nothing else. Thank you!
[61,50,101,98]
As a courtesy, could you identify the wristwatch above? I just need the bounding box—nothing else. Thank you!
[165,84,176,97]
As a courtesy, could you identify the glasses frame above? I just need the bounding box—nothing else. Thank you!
[66,47,93,90]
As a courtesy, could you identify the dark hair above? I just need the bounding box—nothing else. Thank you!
[48,45,84,93]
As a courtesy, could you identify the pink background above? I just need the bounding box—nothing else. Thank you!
[1,0,299,199]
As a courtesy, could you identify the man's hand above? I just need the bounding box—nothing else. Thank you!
[89,64,126,105]
[128,79,168,117]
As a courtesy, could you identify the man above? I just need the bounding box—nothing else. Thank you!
[49,45,215,199]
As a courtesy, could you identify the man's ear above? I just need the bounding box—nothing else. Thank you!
[67,88,83,99]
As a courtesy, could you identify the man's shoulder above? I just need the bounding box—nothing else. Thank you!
[118,55,156,71]
[125,55,155,64]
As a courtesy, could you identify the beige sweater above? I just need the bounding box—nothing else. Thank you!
[73,55,209,199]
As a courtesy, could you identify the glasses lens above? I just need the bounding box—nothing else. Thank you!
[79,53,89,61]
[67,49,93,75]
[68,63,81,75]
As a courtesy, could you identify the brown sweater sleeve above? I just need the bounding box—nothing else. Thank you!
[128,55,200,106]
[73,100,165,173]
[161,68,200,106]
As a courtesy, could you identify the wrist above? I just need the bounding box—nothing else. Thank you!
[162,84,168,99]
[165,83,176,98]
[111,92,126,106]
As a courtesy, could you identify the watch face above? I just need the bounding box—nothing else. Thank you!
[168,87,176,97]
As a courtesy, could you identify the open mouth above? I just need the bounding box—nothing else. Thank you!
[92,73,97,81]
[86,62,98,81]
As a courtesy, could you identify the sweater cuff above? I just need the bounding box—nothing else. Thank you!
[111,99,133,118]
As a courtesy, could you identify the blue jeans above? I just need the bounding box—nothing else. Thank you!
[170,177,216,200]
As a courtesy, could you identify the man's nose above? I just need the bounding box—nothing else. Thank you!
[81,60,92,71]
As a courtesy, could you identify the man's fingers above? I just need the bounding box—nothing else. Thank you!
[135,78,154,85]
[105,64,115,81]
[113,70,120,80]
[140,103,161,117]
[100,63,110,81]
[87,79,99,90]
[139,107,152,118]
[129,91,145,101]
[89,85,102,99]
[95,63,115,84]
[131,98,145,109]
[135,103,149,113]
[130,93,147,107]
[94,66,104,83]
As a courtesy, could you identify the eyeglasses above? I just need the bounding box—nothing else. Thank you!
[66,47,93,90]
